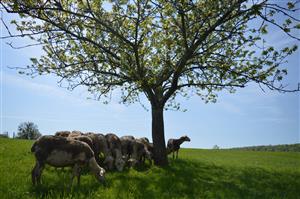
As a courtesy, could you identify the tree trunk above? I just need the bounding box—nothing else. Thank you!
[151,105,168,166]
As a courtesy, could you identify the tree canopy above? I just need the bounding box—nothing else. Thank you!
[1,0,299,165]
[17,122,41,140]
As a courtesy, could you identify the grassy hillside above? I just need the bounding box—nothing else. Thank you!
[0,138,299,199]
[229,143,300,152]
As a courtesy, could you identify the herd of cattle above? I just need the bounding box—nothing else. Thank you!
[31,131,191,186]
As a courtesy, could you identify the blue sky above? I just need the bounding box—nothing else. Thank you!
[0,6,299,149]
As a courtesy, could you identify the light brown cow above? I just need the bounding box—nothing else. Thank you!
[31,135,105,187]
[105,133,125,171]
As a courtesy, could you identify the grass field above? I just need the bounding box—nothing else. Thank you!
[0,138,299,199]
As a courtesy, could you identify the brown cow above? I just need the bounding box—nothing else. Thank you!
[167,135,191,159]
[31,135,105,187]
[105,133,125,171]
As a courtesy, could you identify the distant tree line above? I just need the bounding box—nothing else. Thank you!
[0,132,9,138]
[1,122,41,140]
[230,144,300,152]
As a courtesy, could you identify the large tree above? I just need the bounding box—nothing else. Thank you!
[17,122,41,140]
[1,0,299,166]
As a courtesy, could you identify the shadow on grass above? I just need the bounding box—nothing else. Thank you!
[28,159,300,198]
[28,168,105,199]
[108,159,300,199]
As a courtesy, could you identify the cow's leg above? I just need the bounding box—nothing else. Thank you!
[37,163,45,185]
[71,164,81,187]
[172,151,175,159]
[176,150,179,159]
[32,161,39,185]
[32,161,45,185]
[141,152,145,164]
[77,170,81,186]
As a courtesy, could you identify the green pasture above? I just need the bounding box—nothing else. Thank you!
[0,138,299,199]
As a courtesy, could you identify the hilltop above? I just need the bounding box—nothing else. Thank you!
[229,143,300,152]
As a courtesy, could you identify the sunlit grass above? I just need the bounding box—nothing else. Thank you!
[0,138,299,198]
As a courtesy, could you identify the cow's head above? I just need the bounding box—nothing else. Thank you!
[95,167,106,183]
[182,135,191,142]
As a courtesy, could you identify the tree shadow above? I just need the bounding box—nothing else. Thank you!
[109,159,300,198]
[27,159,300,198]
[28,167,105,198]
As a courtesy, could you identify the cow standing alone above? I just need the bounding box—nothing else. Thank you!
[167,135,191,159]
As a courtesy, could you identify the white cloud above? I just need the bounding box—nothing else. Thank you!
[2,70,130,114]
[1,115,75,122]
[3,71,88,103]
[211,84,285,117]
[215,101,243,115]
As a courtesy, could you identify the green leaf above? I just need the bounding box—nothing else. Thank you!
[277,76,283,81]
[287,2,295,9]
[285,18,292,25]
[282,69,288,75]
[294,24,300,29]
[261,25,268,34]
[262,50,268,55]
[30,58,38,64]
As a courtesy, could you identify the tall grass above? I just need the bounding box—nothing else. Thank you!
[0,138,299,198]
